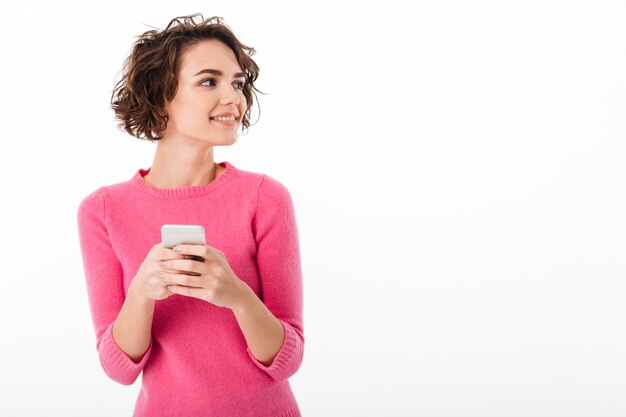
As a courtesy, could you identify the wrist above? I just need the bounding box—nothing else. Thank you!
[231,281,255,315]
[128,280,153,306]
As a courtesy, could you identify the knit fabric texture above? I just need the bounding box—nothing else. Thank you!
[76,161,304,417]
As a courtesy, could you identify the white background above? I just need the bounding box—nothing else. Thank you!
[0,1,624,416]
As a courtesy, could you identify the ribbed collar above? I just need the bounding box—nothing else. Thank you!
[129,161,237,199]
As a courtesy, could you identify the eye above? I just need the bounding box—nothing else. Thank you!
[200,78,216,87]
[200,78,245,90]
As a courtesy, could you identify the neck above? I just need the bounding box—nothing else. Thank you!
[142,135,222,188]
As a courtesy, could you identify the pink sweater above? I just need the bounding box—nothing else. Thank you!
[76,161,304,417]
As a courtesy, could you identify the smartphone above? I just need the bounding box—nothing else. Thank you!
[161,224,206,264]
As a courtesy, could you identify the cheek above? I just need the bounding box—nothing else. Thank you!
[169,105,210,132]
[181,98,210,121]
[177,89,209,108]
[239,98,248,115]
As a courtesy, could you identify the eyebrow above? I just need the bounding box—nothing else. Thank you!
[194,69,245,79]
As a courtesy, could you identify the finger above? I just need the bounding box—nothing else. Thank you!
[183,256,204,274]
[160,247,189,261]
[160,271,203,288]
[173,244,223,263]
[159,258,203,275]
[185,254,206,263]
[166,284,202,297]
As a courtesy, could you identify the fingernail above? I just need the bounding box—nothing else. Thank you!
[158,261,166,267]
[173,246,182,252]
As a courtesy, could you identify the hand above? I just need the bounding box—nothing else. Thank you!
[157,244,250,310]
[130,243,187,302]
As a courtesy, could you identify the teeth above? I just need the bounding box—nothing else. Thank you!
[212,116,236,121]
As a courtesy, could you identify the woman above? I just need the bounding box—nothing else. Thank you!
[76,13,304,417]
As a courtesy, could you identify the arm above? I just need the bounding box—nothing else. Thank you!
[232,285,285,366]
[242,175,305,382]
[112,282,155,363]
[77,188,153,385]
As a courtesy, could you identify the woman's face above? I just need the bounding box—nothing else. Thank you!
[163,39,247,145]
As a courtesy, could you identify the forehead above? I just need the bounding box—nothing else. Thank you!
[179,39,242,76]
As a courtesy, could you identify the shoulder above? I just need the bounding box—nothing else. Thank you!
[260,174,291,198]
[77,180,125,206]
[230,163,292,197]
[76,187,108,231]
[257,174,294,212]
[77,175,132,219]
[77,187,104,216]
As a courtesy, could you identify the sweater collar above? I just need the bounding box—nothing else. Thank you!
[130,161,236,199]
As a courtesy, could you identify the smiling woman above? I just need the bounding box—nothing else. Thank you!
[77,12,305,417]
[110,14,265,143]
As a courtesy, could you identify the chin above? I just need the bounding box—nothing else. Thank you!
[209,136,238,146]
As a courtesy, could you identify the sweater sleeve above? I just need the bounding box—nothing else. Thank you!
[76,188,153,385]
[248,175,305,382]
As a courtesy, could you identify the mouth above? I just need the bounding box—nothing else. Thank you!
[209,116,239,127]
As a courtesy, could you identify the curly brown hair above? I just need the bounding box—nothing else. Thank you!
[110,13,264,142]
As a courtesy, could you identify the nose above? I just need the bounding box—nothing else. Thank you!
[218,84,241,107]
